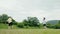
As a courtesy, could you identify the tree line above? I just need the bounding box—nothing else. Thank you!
[0,14,60,29]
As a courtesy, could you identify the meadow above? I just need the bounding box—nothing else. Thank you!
[0,29,60,34]
[0,23,60,34]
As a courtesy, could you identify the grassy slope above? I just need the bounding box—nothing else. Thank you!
[0,29,60,34]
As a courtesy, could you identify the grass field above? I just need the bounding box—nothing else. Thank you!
[0,29,60,34]
[0,23,60,34]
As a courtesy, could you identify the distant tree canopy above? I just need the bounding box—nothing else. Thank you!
[17,17,41,28]
[0,14,17,25]
[55,20,60,29]
[0,14,9,24]
[0,14,60,29]
[46,20,60,29]
[23,17,40,27]
[58,20,60,24]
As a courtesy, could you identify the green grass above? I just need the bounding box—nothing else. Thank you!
[0,29,60,34]
[0,23,8,29]
[0,23,19,29]
[0,23,43,29]
[0,23,60,34]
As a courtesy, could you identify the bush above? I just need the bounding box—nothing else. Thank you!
[55,24,60,29]
[17,23,24,28]
[47,25,56,29]
[46,23,56,29]
[13,22,17,25]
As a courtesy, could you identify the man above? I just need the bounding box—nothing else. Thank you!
[43,17,47,29]
[7,17,13,29]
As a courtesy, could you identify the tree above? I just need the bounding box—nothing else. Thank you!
[58,20,60,24]
[0,14,9,24]
[23,19,28,26]
[12,19,17,25]
[46,23,56,29]
[0,14,17,25]
[17,23,24,28]
[55,20,60,29]
[0,15,2,23]
[23,17,40,27]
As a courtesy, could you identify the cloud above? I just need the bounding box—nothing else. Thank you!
[0,0,60,22]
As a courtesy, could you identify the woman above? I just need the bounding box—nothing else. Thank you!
[7,17,13,29]
[43,17,47,29]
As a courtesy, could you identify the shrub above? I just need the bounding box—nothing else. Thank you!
[55,24,60,29]
[17,23,24,28]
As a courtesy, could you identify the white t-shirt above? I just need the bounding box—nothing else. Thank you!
[7,18,12,23]
[43,20,46,24]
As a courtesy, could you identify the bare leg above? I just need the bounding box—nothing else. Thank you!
[8,26,10,29]
[10,25,13,29]
[44,26,47,29]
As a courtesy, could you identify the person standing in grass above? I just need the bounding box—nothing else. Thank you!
[7,17,13,29]
[43,17,47,29]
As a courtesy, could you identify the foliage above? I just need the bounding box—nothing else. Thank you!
[23,17,40,27]
[0,14,60,29]
[17,23,24,28]
[0,14,9,24]
[46,23,56,29]
[17,17,41,28]
[55,24,60,29]
[46,21,60,29]
[23,19,28,26]
[0,14,17,25]
[55,21,60,29]
[12,19,17,25]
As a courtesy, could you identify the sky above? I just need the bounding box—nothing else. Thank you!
[0,0,60,23]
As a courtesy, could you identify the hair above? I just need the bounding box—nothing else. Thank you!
[43,17,45,20]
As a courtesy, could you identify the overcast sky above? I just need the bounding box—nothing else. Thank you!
[0,0,60,22]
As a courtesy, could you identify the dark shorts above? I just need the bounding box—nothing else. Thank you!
[43,24,46,26]
[8,22,13,26]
